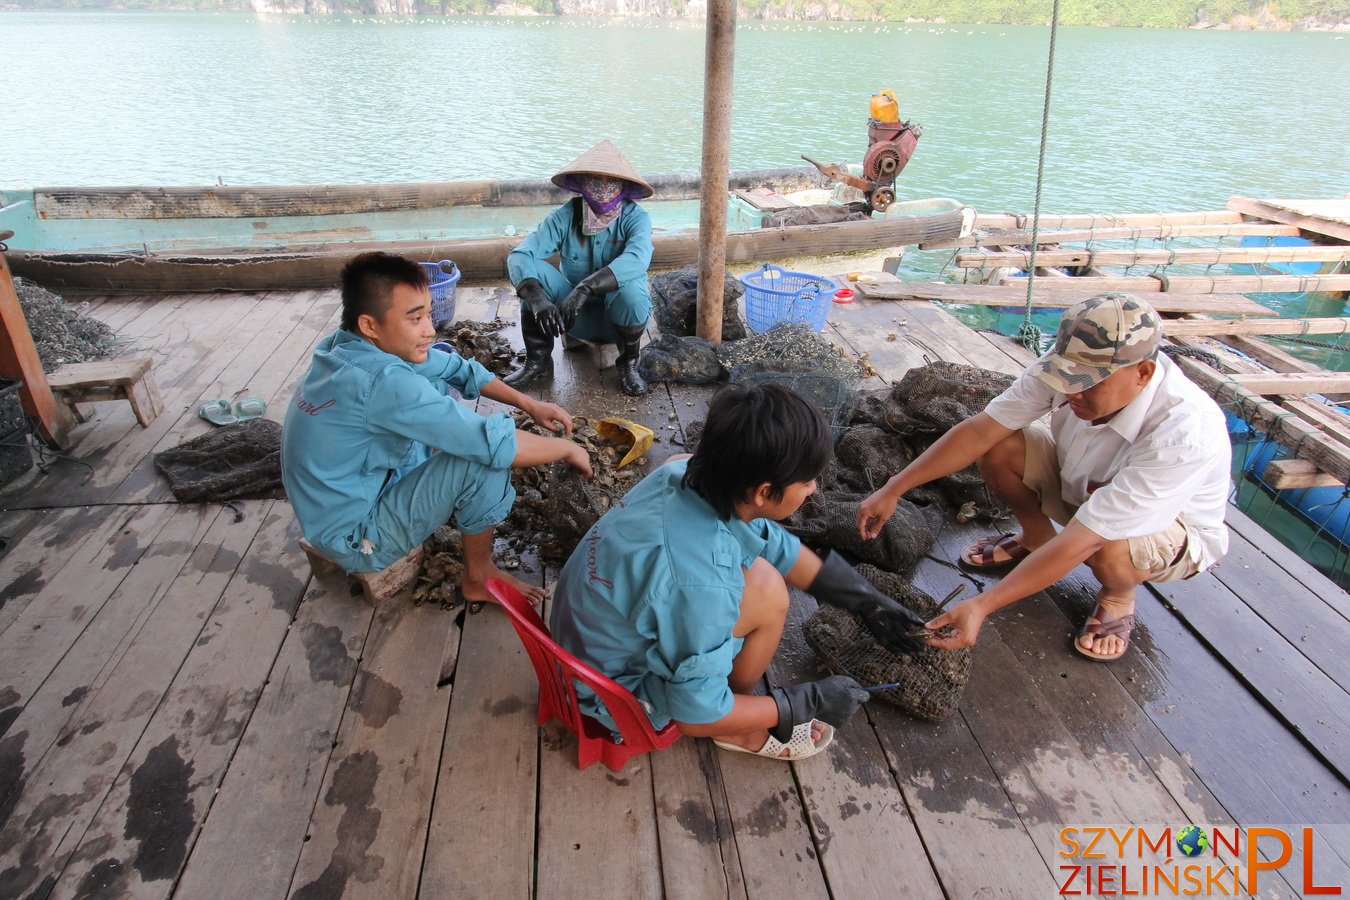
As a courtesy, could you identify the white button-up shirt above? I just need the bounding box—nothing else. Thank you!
[983,353,1231,571]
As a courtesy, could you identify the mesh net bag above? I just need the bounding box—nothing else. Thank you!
[804,564,971,722]
[783,491,942,578]
[637,334,723,385]
[154,419,284,503]
[857,361,1014,436]
[730,367,858,428]
[716,323,864,383]
[649,264,746,341]
[761,202,871,228]
[850,361,1016,523]
[830,425,913,494]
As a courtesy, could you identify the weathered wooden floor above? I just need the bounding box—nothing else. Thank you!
[1,282,1347,899]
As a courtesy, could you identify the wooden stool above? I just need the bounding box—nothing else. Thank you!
[47,357,163,427]
[561,334,619,370]
[299,539,424,607]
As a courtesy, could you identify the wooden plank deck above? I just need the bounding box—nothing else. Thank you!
[1,282,1348,899]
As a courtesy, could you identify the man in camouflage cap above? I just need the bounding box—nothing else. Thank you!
[857,293,1231,661]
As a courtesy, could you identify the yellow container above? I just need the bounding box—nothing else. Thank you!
[869,89,900,123]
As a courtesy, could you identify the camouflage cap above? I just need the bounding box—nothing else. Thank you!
[1031,292,1162,394]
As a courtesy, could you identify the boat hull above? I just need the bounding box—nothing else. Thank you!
[1,168,970,293]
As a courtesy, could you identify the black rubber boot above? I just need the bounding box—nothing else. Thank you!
[613,323,649,397]
[504,310,555,389]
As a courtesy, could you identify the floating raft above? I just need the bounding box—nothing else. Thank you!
[886,195,1350,489]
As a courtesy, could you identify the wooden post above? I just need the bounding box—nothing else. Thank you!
[0,235,73,450]
[696,0,735,345]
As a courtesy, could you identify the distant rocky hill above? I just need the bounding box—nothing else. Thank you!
[7,0,1347,30]
[241,0,1350,30]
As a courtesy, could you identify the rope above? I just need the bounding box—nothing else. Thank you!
[1015,0,1061,356]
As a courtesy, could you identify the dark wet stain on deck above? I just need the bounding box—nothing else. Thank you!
[126,735,196,882]
[0,686,21,737]
[72,857,128,900]
[743,794,789,836]
[61,685,89,708]
[0,569,45,608]
[0,729,28,833]
[486,696,525,717]
[145,540,192,561]
[301,623,354,686]
[673,799,718,844]
[243,557,306,612]
[103,530,146,571]
[827,734,889,789]
[290,751,384,900]
[352,672,402,728]
[205,547,242,576]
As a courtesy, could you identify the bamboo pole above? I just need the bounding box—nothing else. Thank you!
[956,245,1350,269]
[1162,317,1350,338]
[696,0,735,345]
[974,210,1242,230]
[921,222,1302,250]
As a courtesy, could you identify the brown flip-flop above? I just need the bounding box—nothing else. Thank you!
[959,533,1031,572]
[1075,604,1136,662]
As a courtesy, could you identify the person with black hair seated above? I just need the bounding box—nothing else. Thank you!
[281,251,592,605]
[549,383,927,760]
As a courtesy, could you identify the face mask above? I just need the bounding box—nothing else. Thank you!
[579,175,626,235]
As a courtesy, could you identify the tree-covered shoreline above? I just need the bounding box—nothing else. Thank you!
[3,0,1347,31]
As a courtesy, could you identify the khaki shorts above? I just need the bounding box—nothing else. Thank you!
[1021,423,1198,583]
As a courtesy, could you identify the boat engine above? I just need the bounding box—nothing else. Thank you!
[802,89,922,214]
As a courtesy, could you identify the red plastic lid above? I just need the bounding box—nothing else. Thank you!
[832,288,856,304]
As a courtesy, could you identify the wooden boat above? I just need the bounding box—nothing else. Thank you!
[0,167,973,293]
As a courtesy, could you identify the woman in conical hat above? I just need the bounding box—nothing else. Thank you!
[505,140,655,397]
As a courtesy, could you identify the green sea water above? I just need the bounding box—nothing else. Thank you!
[5,11,1348,209]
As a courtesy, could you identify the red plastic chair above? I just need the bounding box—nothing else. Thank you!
[485,578,681,771]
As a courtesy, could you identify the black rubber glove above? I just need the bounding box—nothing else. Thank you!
[808,549,927,656]
[769,675,870,744]
[559,267,619,332]
[517,278,564,338]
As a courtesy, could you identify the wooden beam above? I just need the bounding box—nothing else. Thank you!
[974,210,1242,230]
[1172,354,1350,484]
[1216,333,1350,402]
[920,222,1302,250]
[1263,458,1345,490]
[956,245,1350,269]
[1229,196,1350,243]
[31,167,828,218]
[1162,317,1350,338]
[1224,372,1350,395]
[0,253,73,448]
[953,273,1350,294]
[854,281,1276,317]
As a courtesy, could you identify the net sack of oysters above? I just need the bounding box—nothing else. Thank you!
[804,564,971,721]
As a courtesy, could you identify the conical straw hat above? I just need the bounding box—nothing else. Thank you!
[551,140,654,200]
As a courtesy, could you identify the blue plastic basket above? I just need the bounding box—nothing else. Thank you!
[739,264,834,334]
[420,260,461,327]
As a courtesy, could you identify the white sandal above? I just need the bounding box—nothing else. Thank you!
[712,720,834,760]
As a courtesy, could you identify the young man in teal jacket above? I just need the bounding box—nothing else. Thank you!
[550,384,927,760]
[504,139,654,397]
[282,252,591,604]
